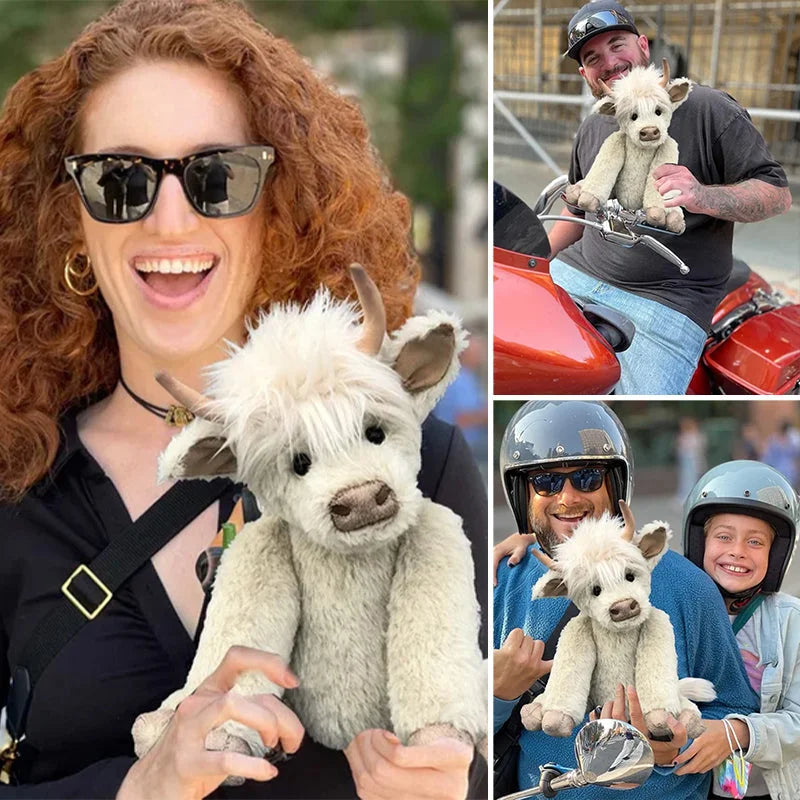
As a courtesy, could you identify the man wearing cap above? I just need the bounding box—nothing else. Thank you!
[493,400,758,799]
[546,1,791,395]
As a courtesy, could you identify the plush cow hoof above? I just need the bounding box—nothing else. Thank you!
[578,191,601,213]
[132,708,174,758]
[665,209,685,233]
[645,207,667,228]
[565,182,582,206]
[520,701,543,731]
[678,709,707,738]
[542,710,576,737]
[205,727,257,787]
[644,709,671,737]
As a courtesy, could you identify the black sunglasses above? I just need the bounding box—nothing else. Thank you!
[64,145,275,224]
[568,9,629,49]
[528,467,608,497]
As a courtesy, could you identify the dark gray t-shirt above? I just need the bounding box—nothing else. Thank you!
[560,84,788,331]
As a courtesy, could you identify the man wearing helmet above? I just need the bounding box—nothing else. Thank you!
[677,461,800,798]
[494,401,758,799]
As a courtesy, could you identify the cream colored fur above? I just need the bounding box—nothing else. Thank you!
[520,515,714,739]
[131,282,485,773]
[565,64,692,233]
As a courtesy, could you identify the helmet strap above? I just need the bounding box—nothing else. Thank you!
[714,581,763,613]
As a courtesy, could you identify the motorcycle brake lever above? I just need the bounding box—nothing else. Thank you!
[633,221,683,236]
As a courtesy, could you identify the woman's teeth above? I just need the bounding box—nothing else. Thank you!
[135,257,214,274]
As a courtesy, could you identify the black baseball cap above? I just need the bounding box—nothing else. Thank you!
[565,1,639,62]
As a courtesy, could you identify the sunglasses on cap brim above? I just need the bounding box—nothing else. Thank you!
[527,466,608,497]
[566,9,632,53]
[64,145,275,224]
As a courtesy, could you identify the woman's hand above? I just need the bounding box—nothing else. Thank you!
[493,628,553,700]
[118,646,305,800]
[345,729,473,800]
[673,718,749,775]
[493,533,537,585]
[589,684,688,767]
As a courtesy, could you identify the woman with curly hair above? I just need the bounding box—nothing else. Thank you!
[0,1,487,797]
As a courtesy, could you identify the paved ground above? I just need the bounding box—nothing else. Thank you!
[493,497,800,598]
[494,155,800,297]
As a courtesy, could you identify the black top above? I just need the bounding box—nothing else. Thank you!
[0,413,487,798]
[562,84,788,331]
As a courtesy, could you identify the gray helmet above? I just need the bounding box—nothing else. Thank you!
[499,400,633,536]
[684,460,800,593]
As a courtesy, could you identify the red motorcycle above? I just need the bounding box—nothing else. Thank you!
[494,179,800,395]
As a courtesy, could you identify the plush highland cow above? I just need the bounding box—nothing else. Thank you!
[131,266,485,773]
[521,501,714,738]
[565,60,692,233]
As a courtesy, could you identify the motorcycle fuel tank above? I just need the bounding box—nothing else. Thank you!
[703,304,800,394]
[494,248,621,394]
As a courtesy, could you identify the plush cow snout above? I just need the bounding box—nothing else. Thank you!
[329,481,399,532]
[609,599,640,622]
[638,126,660,142]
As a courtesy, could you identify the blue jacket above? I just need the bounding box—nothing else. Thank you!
[494,549,759,799]
[727,592,800,800]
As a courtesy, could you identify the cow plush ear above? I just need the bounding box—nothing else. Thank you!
[532,570,568,599]
[158,416,238,482]
[593,98,616,116]
[635,521,672,569]
[668,78,692,109]
[382,311,466,421]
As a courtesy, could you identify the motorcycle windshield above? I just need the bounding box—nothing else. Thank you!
[493,182,551,259]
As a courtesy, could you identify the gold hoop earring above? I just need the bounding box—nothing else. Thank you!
[64,250,98,297]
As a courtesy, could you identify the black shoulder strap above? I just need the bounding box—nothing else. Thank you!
[7,477,230,742]
[493,602,579,767]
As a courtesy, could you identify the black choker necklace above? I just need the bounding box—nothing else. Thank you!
[119,375,195,427]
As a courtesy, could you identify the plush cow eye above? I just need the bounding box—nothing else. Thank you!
[626,571,635,582]
[655,107,662,116]
[592,585,602,596]
[365,425,385,445]
[631,112,638,121]
[292,452,312,476]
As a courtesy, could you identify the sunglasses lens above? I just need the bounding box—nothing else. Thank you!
[531,473,566,497]
[572,468,605,492]
[569,10,623,46]
[76,158,157,222]
[184,151,264,217]
[530,468,606,496]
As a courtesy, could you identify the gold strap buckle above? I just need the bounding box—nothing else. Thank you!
[61,565,112,620]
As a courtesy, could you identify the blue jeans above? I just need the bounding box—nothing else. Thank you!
[550,258,707,395]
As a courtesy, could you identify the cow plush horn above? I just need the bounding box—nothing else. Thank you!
[349,263,386,356]
[619,500,635,542]
[155,371,225,424]
[659,58,670,88]
[530,546,558,571]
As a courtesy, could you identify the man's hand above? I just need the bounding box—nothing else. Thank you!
[492,533,536,586]
[673,718,749,775]
[589,684,688,767]
[345,729,473,800]
[653,164,792,222]
[493,628,553,700]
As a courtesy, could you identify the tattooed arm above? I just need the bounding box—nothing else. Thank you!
[653,164,792,222]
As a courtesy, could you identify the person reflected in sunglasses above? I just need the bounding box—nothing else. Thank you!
[0,0,486,798]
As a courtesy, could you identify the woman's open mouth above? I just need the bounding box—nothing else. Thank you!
[132,255,218,310]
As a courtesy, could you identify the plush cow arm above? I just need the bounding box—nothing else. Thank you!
[578,131,627,212]
[536,615,595,736]
[133,516,300,757]
[634,608,683,731]
[386,500,484,746]
[643,137,685,232]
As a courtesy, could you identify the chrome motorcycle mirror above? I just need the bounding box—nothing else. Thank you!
[532,175,570,216]
[497,719,654,799]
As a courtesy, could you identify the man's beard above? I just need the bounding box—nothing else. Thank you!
[588,50,650,99]
[528,502,596,556]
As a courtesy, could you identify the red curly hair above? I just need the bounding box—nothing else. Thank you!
[0,0,420,501]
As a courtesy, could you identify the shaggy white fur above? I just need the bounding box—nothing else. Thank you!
[523,511,714,739]
[565,62,692,233]
[132,277,485,774]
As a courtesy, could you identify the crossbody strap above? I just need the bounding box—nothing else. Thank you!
[493,602,579,767]
[6,477,230,744]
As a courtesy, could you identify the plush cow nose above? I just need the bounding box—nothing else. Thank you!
[329,481,399,532]
[609,599,640,622]
[639,126,660,142]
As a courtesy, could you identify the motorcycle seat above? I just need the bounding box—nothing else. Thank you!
[723,257,751,295]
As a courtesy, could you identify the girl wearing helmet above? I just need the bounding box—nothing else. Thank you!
[678,460,800,800]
